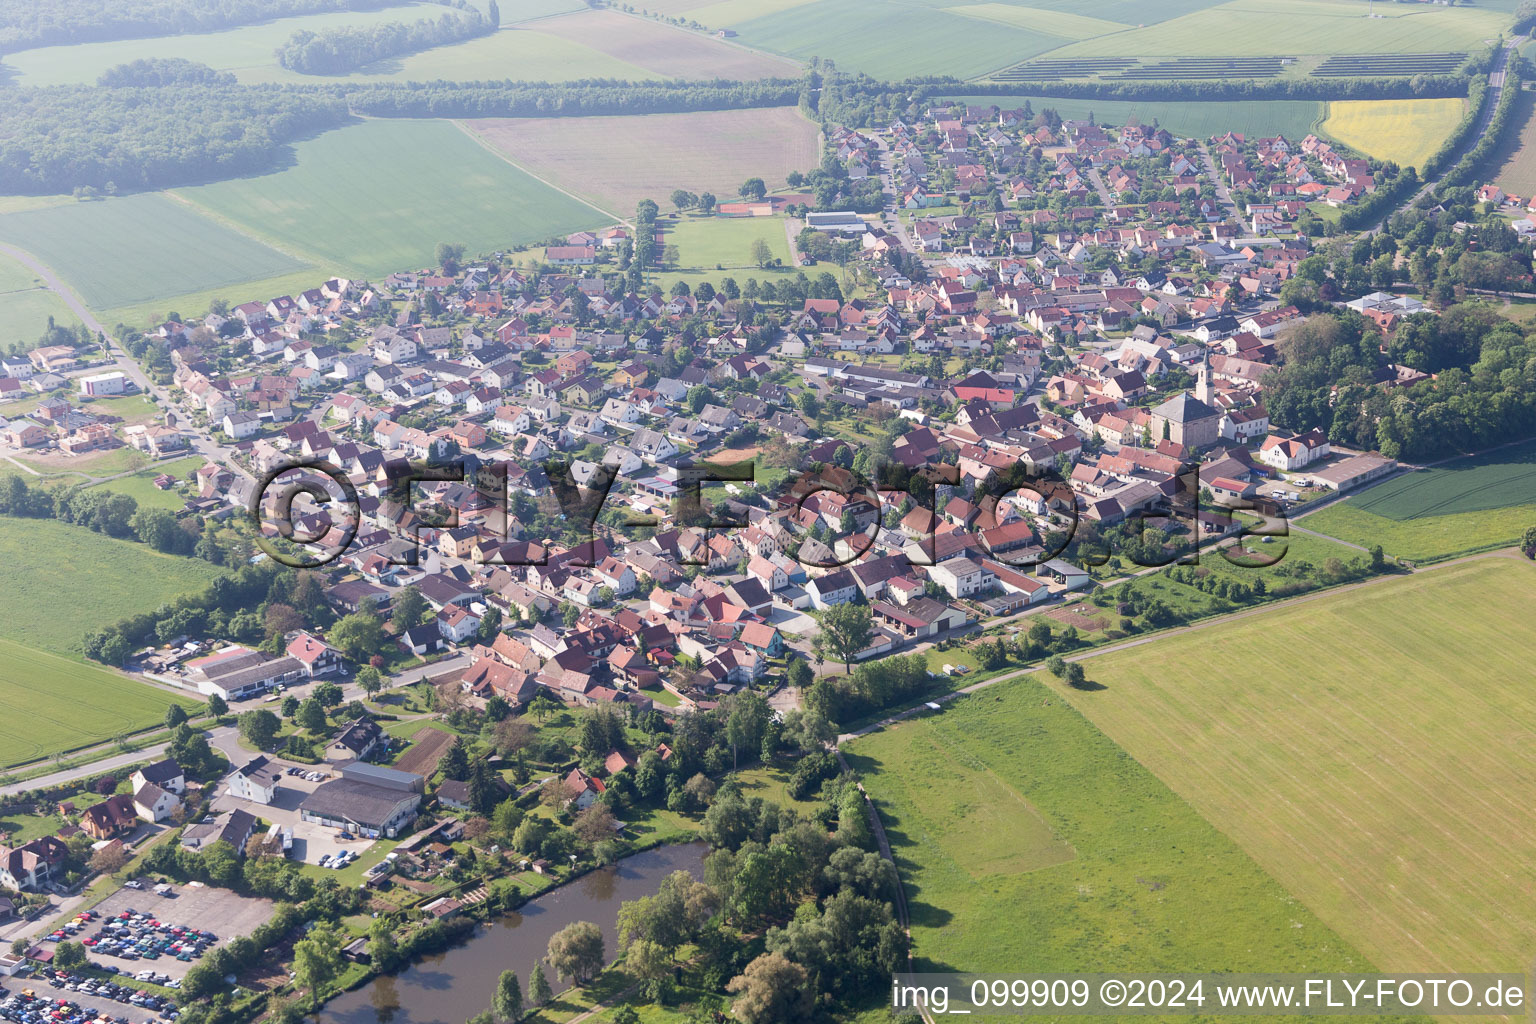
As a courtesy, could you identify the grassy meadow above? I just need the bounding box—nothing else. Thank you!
[1045,557,1536,974]
[1301,439,1536,562]
[0,193,306,312]
[0,249,76,350]
[647,213,804,294]
[176,118,608,280]
[0,637,198,769]
[845,676,1378,983]
[88,455,207,511]
[0,515,226,656]
[1322,97,1466,169]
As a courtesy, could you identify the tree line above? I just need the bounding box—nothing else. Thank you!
[0,0,422,54]
[0,76,802,192]
[0,82,350,193]
[1265,308,1536,460]
[274,1,497,75]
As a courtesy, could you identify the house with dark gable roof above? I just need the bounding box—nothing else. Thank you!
[327,718,386,764]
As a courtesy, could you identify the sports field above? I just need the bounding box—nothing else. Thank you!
[948,94,1324,141]
[1045,557,1536,973]
[1321,98,1465,169]
[1043,0,1509,57]
[845,677,1376,977]
[1302,439,1536,561]
[176,119,608,280]
[462,107,820,216]
[0,637,198,769]
[0,248,74,351]
[0,193,307,312]
[653,214,799,292]
[0,515,227,656]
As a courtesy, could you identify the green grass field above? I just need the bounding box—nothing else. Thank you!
[641,213,805,293]
[947,94,1324,143]
[176,119,608,280]
[1301,501,1536,563]
[0,193,307,312]
[1301,439,1536,561]
[1043,0,1509,57]
[1045,557,1536,974]
[0,515,227,656]
[0,249,76,351]
[0,636,198,769]
[88,455,206,510]
[235,24,656,85]
[732,0,1071,79]
[845,677,1377,982]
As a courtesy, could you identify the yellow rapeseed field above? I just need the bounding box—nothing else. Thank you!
[1322,97,1465,170]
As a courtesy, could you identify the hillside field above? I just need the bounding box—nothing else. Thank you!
[845,675,1376,980]
[176,119,609,281]
[462,106,821,217]
[947,94,1324,141]
[0,515,227,656]
[1044,557,1536,973]
[1322,98,1466,170]
[0,193,307,312]
[1302,438,1536,561]
[0,637,198,769]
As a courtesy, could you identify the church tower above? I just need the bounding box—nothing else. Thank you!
[1195,348,1212,406]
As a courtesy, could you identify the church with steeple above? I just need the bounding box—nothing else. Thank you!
[1148,354,1221,449]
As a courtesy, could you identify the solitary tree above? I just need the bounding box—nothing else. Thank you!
[164,703,188,728]
[546,922,604,984]
[491,969,523,1024]
[527,963,552,1008]
[727,953,813,1024]
[812,603,874,673]
[750,237,773,268]
[740,177,767,201]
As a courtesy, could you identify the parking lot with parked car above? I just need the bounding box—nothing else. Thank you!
[80,884,276,982]
[1,960,178,1024]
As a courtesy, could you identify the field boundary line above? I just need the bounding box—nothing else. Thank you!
[450,119,626,228]
[161,189,332,276]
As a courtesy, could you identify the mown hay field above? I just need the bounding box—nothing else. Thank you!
[846,678,1376,983]
[1045,557,1536,974]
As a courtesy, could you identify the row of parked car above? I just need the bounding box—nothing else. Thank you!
[317,848,357,870]
[285,767,325,782]
[80,911,217,965]
[0,973,178,1024]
